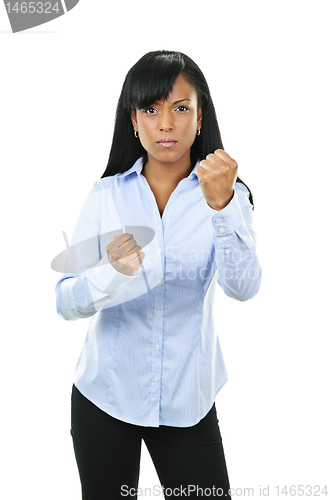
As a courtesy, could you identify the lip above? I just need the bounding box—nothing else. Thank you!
[157,139,177,148]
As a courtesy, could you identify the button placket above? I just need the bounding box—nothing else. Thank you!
[149,255,165,426]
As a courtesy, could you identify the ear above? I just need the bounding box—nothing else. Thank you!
[131,108,137,129]
[197,104,203,129]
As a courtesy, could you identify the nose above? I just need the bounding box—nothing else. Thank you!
[159,107,173,132]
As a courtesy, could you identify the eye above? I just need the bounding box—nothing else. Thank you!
[143,107,158,114]
[176,105,190,112]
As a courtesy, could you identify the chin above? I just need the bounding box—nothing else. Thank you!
[152,149,190,164]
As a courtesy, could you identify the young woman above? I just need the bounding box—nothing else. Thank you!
[56,50,262,499]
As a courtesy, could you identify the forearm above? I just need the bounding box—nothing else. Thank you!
[55,258,138,321]
[214,225,262,301]
[207,184,262,301]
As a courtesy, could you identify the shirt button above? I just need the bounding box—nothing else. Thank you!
[156,311,161,318]
[154,376,159,382]
[224,249,230,255]
[218,227,226,234]
[155,344,160,351]
[215,217,223,223]
[157,248,162,254]
[157,281,163,287]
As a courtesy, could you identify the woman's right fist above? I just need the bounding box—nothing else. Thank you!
[106,233,145,276]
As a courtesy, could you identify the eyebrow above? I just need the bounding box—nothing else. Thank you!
[153,98,192,105]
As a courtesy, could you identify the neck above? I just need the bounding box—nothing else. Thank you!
[142,151,194,188]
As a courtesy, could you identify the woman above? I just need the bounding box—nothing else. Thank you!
[55,50,262,499]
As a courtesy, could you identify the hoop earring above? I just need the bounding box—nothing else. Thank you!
[134,130,139,138]
[197,129,201,136]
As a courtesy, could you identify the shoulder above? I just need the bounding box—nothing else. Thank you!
[87,173,129,198]
[91,165,139,194]
[90,176,115,194]
[77,177,117,214]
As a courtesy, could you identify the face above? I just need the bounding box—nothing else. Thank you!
[131,73,202,167]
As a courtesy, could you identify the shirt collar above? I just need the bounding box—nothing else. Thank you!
[121,156,201,180]
[119,157,144,178]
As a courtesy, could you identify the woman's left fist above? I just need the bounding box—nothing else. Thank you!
[195,149,238,211]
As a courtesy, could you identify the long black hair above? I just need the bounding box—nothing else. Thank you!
[101,50,253,207]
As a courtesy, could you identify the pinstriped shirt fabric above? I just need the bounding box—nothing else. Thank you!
[55,157,262,427]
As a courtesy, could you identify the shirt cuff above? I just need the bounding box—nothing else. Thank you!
[205,190,244,234]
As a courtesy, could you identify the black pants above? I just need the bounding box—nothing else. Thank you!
[70,384,232,499]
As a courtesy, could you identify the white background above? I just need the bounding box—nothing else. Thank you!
[1,1,329,498]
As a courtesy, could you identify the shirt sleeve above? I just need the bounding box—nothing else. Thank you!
[205,182,262,301]
[55,181,139,321]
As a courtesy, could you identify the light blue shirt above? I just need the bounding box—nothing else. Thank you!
[55,157,262,427]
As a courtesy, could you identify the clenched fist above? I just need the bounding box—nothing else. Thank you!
[195,149,238,211]
[106,233,145,276]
